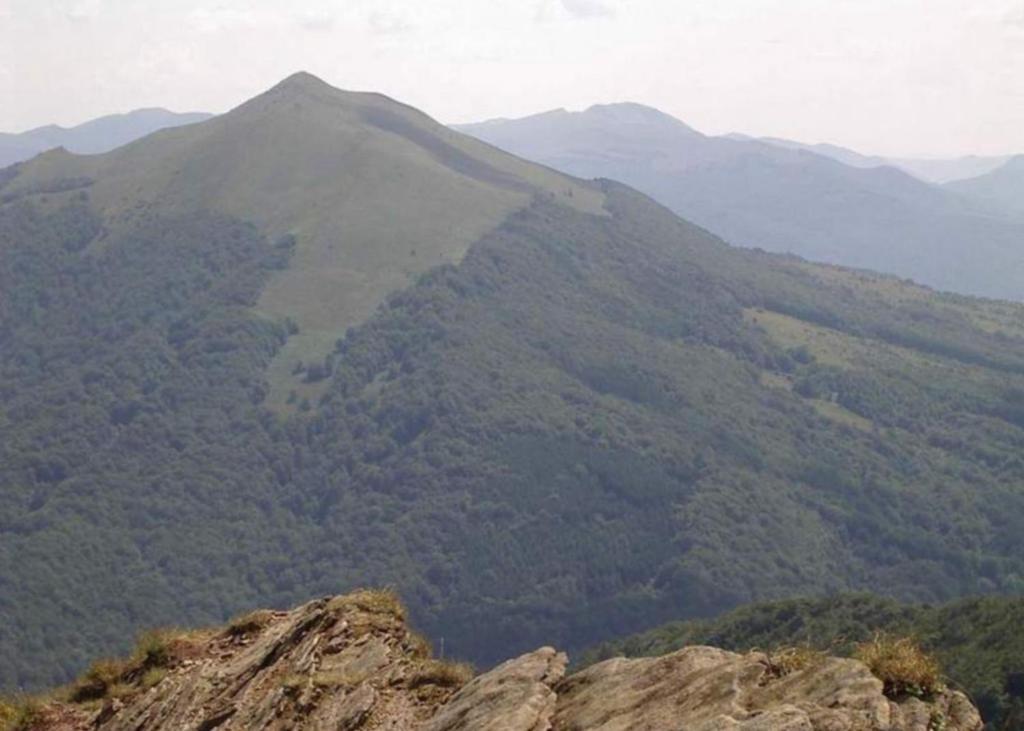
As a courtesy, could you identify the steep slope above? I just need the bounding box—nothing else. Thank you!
[583,594,1024,729]
[0,591,982,731]
[5,74,1024,696]
[457,105,1024,300]
[947,156,1024,220]
[0,109,212,168]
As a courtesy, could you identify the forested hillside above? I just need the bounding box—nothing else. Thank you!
[582,594,1024,729]
[4,74,1024,693]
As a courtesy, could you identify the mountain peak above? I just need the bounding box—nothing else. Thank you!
[582,102,702,135]
[271,70,333,93]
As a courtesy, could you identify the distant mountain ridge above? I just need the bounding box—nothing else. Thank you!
[731,133,1013,183]
[457,103,1024,300]
[947,154,1024,220]
[0,108,213,167]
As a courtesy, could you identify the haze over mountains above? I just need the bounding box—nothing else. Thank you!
[458,105,1024,301]
[0,108,212,168]
[5,72,1024,705]
[729,132,1013,184]
[947,155,1024,220]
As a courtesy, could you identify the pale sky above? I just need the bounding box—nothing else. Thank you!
[1,0,1022,157]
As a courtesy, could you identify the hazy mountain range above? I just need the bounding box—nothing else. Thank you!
[457,105,1024,301]
[5,73,1024,696]
[0,108,212,168]
[727,132,1013,184]
[947,154,1024,219]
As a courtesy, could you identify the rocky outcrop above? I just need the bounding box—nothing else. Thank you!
[551,646,981,731]
[423,648,565,731]
[11,592,982,731]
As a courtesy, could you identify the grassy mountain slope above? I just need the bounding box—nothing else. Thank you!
[457,105,1024,300]
[0,109,212,168]
[4,75,1024,693]
[6,72,601,411]
[581,594,1024,729]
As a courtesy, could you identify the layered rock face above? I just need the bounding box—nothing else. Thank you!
[17,592,981,731]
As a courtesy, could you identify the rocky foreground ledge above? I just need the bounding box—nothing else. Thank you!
[10,591,981,731]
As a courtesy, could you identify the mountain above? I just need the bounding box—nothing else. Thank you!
[457,105,1024,300]
[737,134,1013,184]
[724,133,892,170]
[2,73,600,412]
[0,108,213,168]
[890,155,1014,185]
[6,73,1024,695]
[0,590,983,731]
[946,155,1024,220]
[583,594,1024,729]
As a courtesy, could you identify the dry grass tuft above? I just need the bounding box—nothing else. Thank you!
[131,628,180,669]
[408,659,474,690]
[225,610,275,638]
[0,697,44,731]
[70,658,130,702]
[329,588,407,620]
[854,634,944,698]
[761,645,827,678]
[139,667,168,690]
[66,627,187,705]
[406,630,433,660]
